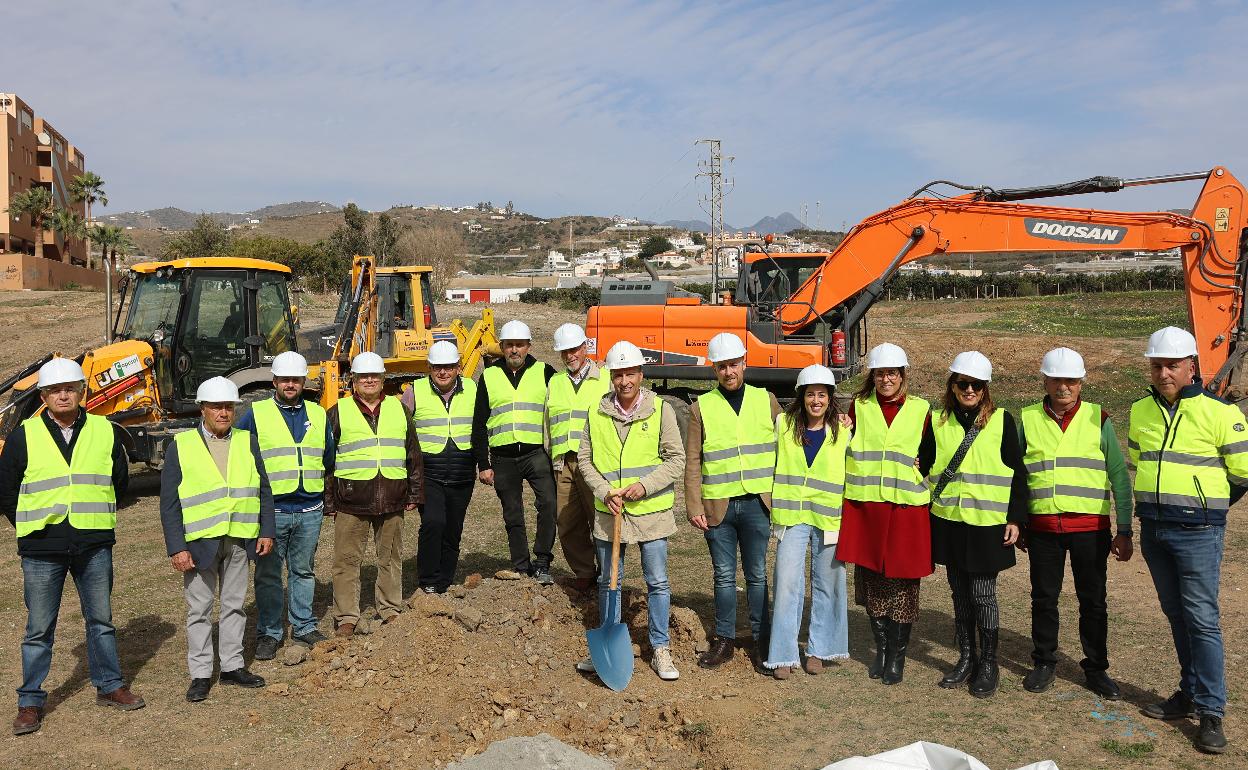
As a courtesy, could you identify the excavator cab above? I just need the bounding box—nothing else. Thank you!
[118,258,296,412]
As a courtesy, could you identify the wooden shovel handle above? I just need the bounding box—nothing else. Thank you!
[609,511,622,591]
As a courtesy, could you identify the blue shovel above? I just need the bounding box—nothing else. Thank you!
[586,512,633,691]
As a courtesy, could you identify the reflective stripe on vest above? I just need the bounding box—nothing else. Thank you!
[253,399,326,496]
[589,399,673,516]
[15,414,116,537]
[484,365,546,447]
[547,365,611,457]
[174,428,261,541]
[335,397,408,480]
[1129,391,1241,519]
[844,395,930,506]
[412,377,476,454]
[1022,401,1110,516]
[929,409,1014,526]
[698,385,775,499]
[771,414,848,531]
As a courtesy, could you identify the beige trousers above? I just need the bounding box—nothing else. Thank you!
[556,454,598,579]
[331,511,404,626]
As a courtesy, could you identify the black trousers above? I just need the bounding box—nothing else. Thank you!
[1028,528,1111,672]
[417,479,475,591]
[492,448,557,573]
[947,566,999,630]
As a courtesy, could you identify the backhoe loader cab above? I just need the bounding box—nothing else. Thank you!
[119,258,296,413]
[331,266,438,358]
[0,257,295,466]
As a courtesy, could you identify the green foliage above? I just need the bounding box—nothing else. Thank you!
[690,231,706,245]
[517,284,600,310]
[231,235,341,289]
[6,187,56,256]
[370,212,407,265]
[639,234,674,259]
[971,291,1187,337]
[68,172,107,215]
[88,224,135,268]
[325,203,371,265]
[885,266,1181,301]
[160,214,232,259]
[1099,739,1154,759]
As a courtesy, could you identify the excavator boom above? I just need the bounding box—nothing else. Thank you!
[779,167,1247,391]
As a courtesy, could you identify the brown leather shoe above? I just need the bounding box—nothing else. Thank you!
[97,686,146,711]
[13,706,42,736]
[697,636,735,669]
[335,622,356,638]
[803,657,824,675]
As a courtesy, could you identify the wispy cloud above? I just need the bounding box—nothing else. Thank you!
[3,0,1247,225]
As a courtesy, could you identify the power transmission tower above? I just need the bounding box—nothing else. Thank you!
[697,139,733,303]
[815,201,821,231]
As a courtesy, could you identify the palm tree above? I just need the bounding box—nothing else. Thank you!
[49,208,87,267]
[69,172,107,226]
[6,187,55,259]
[88,224,134,269]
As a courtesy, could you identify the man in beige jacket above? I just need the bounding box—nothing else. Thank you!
[685,333,782,671]
[576,341,685,681]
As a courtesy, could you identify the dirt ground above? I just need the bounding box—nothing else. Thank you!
[0,289,1244,770]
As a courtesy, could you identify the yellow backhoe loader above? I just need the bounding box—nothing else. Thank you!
[0,255,498,466]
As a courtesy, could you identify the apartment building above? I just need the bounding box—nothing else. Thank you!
[1,92,88,264]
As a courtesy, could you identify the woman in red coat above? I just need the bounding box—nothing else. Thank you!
[838,343,934,684]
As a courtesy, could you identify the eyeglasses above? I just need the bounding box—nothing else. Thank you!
[953,379,985,392]
[873,370,902,381]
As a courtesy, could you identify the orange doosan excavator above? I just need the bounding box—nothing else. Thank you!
[586,167,1248,397]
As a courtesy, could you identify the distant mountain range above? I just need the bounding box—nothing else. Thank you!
[659,211,806,234]
[99,201,340,230]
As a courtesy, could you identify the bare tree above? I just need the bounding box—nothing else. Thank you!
[393,226,465,299]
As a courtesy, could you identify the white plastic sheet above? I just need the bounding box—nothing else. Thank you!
[821,741,1058,770]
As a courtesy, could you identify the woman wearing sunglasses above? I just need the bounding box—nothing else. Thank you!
[838,343,934,685]
[929,351,1028,698]
[763,364,850,679]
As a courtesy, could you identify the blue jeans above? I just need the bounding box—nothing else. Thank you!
[1141,518,1226,717]
[19,546,124,707]
[766,524,848,668]
[255,506,324,639]
[594,536,671,648]
[704,496,771,641]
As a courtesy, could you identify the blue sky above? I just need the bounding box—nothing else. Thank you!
[5,0,1247,226]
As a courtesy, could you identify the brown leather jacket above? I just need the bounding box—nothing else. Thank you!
[325,396,424,516]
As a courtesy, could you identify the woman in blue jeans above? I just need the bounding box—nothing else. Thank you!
[765,364,851,679]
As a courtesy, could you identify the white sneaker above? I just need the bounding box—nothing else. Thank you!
[650,646,679,680]
[576,655,596,673]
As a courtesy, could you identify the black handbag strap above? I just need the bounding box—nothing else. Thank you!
[931,423,982,500]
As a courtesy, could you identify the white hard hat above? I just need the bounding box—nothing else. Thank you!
[1040,347,1086,378]
[553,323,588,352]
[950,351,993,382]
[427,340,461,366]
[605,340,645,369]
[707,332,747,363]
[866,343,909,370]
[795,364,836,390]
[196,376,241,404]
[499,320,532,342]
[270,351,309,378]
[1145,326,1197,359]
[350,351,386,375]
[36,358,85,389]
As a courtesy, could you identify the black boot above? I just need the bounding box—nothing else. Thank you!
[868,615,889,680]
[938,620,976,689]
[969,627,999,698]
[882,621,912,685]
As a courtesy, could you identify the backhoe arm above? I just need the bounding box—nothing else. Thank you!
[778,167,1248,389]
